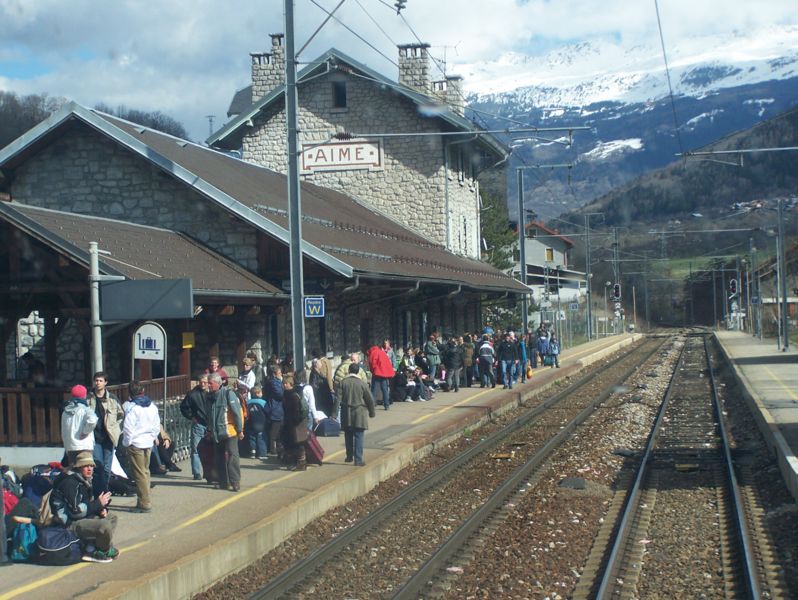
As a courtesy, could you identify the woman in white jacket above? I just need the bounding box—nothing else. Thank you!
[61,384,98,467]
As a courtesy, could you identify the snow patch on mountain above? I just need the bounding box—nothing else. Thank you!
[581,139,643,161]
[462,25,798,108]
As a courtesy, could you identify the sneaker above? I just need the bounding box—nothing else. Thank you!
[405,398,414,402]
[344,456,354,463]
[106,547,120,560]
[82,550,113,563]
[250,451,256,458]
[193,474,203,481]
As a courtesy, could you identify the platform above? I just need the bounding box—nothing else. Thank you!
[714,330,798,501]
[0,334,638,600]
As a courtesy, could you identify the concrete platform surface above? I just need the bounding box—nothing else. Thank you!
[714,330,798,500]
[0,334,637,600]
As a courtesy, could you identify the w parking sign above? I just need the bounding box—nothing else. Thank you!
[304,297,325,318]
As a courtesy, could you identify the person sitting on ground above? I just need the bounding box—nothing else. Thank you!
[62,385,99,468]
[149,425,181,475]
[391,365,410,402]
[50,451,118,563]
[122,381,161,512]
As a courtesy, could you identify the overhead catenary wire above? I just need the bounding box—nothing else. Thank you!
[653,0,685,159]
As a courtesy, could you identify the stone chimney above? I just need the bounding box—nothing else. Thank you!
[398,43,431,94]
[445,75,464,116]
[250,33,286,101]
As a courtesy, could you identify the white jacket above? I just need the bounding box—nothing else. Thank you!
[61,400,99,453]
[122,399,161,449]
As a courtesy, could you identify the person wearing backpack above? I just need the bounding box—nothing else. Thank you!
[245,385,269,459]
[50,451,118,563]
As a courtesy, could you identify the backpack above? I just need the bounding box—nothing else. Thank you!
[37,489,54,527]
[247,402,268,433]
[10,522,38,562]
[36,526,83,566]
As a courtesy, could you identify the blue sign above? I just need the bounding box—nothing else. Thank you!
[304,296,325,318]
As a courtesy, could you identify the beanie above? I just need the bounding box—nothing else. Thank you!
[73,451,95,468]
[71,384,88,399]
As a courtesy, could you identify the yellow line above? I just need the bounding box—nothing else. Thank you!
[411,388,493,424]
[763,366,798,401]
[0,563,89,600]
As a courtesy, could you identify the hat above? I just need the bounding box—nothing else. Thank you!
[73,451,95,468]
[71,384,88,399]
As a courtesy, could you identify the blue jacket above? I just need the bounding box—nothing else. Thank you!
[263,377,284,422]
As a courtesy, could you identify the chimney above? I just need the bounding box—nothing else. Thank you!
[250,33,286,102]
[445,75,464,116]
[398,43,431,94]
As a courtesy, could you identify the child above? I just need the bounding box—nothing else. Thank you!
[245,386,269,458]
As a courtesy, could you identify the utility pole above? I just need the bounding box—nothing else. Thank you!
[205,115,215,137]
[777,198,789,350]
[612,227,620,333]
[689,261,694,325]
[285,0,306,366]
[583,213,602,340]
[712,268,717,329]
[516,170,529,334]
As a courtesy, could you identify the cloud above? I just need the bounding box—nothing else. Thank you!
[0,0,796,141]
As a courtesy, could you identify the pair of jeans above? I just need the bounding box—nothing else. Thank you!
[92,441,114,496]
[126,445,152,509]
[501,360,515,388]
[344,427,365,465]
[479,359,495,387]
[446,367,462,391]
[247,430,268,457]
[371,376,390,409]
[190,423,207,478]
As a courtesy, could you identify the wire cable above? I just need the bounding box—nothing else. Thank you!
[653,0,685,158]
[355,0,396,46]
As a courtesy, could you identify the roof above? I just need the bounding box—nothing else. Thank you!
[0,202,286,300]
[524,221,576,248]
[207,48,508,159]
[227,86,252,118]
[0,103,527,294]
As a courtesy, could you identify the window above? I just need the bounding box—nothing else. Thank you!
[545,248,554,262]
[332,81,347,108]
[513,248,520,261]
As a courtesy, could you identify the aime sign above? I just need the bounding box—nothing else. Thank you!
[300,138,383,174]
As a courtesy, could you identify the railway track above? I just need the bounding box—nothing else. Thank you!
[246,337,669,600]
[575,334,784,599]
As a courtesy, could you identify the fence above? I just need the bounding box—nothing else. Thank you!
[0,375,192,462]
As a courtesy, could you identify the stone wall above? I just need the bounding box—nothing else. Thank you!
[11,128,259,272]
[240,71,482,258]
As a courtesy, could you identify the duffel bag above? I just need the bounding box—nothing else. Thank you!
[314,417,341,437]
[36,526,82,566]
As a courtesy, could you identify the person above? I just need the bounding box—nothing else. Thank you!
[238,357,256,396]
[333,352,368,393]
[61,384,99,468]
[245,385,269,459]
[207,372,244,491]
[263,365,285,456]
[296,370,324,428]
[122,381,161,512]
[391,365,410,402]
[87,371,124,497]
[205,356,229,386]
[179,374,210,481]
[335,363,376,466]
[535,324,551,368]
[408,366,431,401]
[310,349,335,417]
[50,451,118,563]
[149,425,181,474]
[246,350,265,389]
[367,344,394,410]
[462,335,475,388]
[423,335,441,381]
[18,351,46,385]
[280,372,309,471]
[549,330,561,368]
[477,334,496,388]
[442,337,464,393]
[382,339,397,370]
[496,332,519,389]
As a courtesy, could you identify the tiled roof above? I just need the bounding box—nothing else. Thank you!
[0,202,286,299]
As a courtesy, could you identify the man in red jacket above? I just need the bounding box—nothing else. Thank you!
[367,345,395,411]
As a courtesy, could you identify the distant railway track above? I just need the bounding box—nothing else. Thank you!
[245,337,667,600]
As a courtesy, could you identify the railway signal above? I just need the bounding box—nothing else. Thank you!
[612,283,621,301]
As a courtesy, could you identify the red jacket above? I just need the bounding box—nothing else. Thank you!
[367,346,395,379]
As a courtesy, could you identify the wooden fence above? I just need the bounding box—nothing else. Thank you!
[0,375,191,447]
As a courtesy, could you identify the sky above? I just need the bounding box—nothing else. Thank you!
[1,0,796,142]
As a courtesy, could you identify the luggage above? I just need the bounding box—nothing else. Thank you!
[108,474,137,497]
[197,437,219,483]
[10,521,38,562]
[314,417,341,437]
[304,431,325,465]
[36,526,82,566]
[543,354,555,367]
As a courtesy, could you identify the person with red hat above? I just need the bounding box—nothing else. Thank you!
[61,384,99,468]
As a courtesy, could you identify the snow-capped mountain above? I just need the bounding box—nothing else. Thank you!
[460,25,798,219]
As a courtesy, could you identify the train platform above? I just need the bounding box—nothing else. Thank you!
[0,333,639,600]
[714,330,798,501]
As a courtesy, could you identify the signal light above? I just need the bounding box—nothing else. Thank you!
[613,283,621,300]
[729,279,737,295]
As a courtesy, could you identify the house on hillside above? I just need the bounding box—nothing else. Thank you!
[512,220,586,307]
[208,35,508,260]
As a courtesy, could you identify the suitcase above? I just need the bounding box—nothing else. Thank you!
[197,437,219,483]
[304,431,325,465]
[543,354,555,367]
[314,417,341,437]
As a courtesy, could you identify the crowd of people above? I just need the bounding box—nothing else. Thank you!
[2,324,561,567]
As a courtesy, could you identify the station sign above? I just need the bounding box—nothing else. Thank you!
[300,138,383,174]
[569,303,579,311]
[132,321,166,360]
[304,296,325,318]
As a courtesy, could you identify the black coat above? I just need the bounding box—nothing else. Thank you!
[442,344,464,369]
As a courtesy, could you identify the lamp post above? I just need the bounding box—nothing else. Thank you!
[604,281,611,337]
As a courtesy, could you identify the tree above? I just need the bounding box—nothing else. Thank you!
[94,104,188,139]
[480,192,516,270]
[0,91,67,150]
